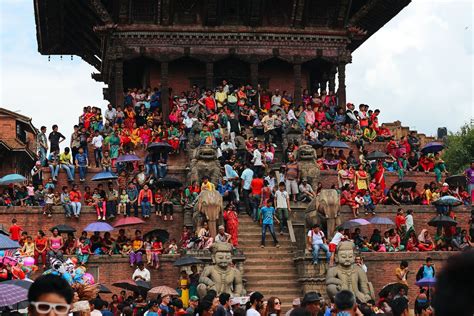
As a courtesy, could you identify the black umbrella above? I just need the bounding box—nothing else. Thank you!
[378,283,409,298]
[392,180,417,189]
[173,256,203,267]
[148,142,173,153]
[366,151,389,160]
[112,280,148,293]
[156,177,183,189]
[50,224,76,234]
[428,214,457,227]
[445,175,467,188]
[136,280,151,292]
[143,229,170,243]
[98,284,112,294]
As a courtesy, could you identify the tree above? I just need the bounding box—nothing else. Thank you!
[442,123,474,174]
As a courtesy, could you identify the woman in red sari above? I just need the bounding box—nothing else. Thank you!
[223,205,239,247]
[374,161,386,192]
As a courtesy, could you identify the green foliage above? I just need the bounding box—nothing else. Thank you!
[442,123,474,174]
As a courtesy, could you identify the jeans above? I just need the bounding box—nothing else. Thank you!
[261,224,278,246]
[242,189,252,215]
[145,164,156,177]
[276,208,289,232]
[94,148,103,167]
[106,201,117,217]
[78,166,87,180]
[250,194,261,221]
[141,201,151,217]
[39,147,47,166]
[63,204,73,217]
[158,164,167,178]
[311,243,331,264]
[61,164,75,181]
[49,164,59,179]
[70,202,81,216]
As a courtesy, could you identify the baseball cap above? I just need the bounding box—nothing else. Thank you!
[190,296,199,302]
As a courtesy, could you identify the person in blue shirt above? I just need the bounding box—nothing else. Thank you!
[260,198,280,248]
[217,177,233,201]
[74,147,89,182]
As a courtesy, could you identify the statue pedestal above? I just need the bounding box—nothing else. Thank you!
[294,252,328,296]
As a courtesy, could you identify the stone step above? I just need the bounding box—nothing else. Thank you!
[244,267,297,274]
[239,249,297,256]
[244,260,296,267]
[244,272,298,280]
[245,277,300,286]
[244,287,302,296]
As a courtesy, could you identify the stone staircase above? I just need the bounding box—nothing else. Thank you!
[238,214,301,311]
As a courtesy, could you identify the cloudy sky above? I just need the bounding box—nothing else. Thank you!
[0,0,472,143]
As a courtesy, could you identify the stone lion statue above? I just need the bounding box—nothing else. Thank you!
[188,121,204,150]
[326,241,375,303]
[194,190,224,237]
[189,145,222,185]
[283,125,304,150]
[295,144,320,187]
[305,189,341,239]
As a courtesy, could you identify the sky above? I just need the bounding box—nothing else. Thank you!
[0,0,472,144]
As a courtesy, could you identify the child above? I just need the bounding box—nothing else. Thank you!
[274,182,291,234]
[154,188,163,217]
[61,186,73,218]
[92,188,106,220]
[76,236,93,265]
[84,186,93,206]
[101,151,112,172]
[144,236,152,265]
[162,189,174,221]
[118,189,130,216]
[363,191,376,215]
[21,236,35,257]
[26,182,35,206]
[34,184,45,208]
[44,178,55,191]
[354,192,364,218]
[53,192,61,206]
[43,188,55,217]
[121,240,132,257]
[150,236,163,269]
[168,239,178,255]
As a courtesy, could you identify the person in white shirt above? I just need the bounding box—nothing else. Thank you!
[220,136,236,162]
[274,182,291,234]
[271,89,282,109]
[246,292,264,316]
[329,227,345,265]
[299,178,315,202]
[241,165,254,214]
[132,262,151,283]
[91,130,104,168]
[104,104,117,125]
[405,209,414,233]
[183,112,198,136]
[251,144,264,175]
[307,224,330,265]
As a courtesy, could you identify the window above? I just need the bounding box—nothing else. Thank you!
[16,122,26,144]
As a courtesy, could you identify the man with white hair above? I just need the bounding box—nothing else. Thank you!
[215,225,231,243]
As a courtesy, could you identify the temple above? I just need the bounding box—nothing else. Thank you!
[34,0,411,119]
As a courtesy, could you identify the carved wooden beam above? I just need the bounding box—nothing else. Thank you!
[205,0,219,26]
[88,0,113,24]
[291,0,306,28]
[337,0,351,27]
[348,0,378,26]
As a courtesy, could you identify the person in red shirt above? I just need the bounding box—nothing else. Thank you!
[250,174,264,221]
[9,218,22,241]
[395,208,406,236]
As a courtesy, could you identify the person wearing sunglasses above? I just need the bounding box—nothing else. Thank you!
[266,297,282,316]
[28,274,74,316]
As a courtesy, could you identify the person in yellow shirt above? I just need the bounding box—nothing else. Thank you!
[59,147,75,182]
[201,176,215,191]
[215,86,228,109]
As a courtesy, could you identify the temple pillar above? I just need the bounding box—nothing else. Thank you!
[337,62,346,109]
[161,61,170,121]
[206,62,214,89]
[328,64,337,93]
[293,62,302,106]
[113,60,124,107]
[250,62,259,88]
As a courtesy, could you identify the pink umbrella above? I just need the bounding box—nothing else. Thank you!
[113,217,145,228]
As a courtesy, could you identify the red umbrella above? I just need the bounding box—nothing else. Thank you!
[113,216,145,228]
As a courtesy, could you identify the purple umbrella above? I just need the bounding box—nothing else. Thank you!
[0,235,20,250]
[84,222,114,232]
[369,217,395,225]
[0,283,28,307]
[421,142,444,154]
[116,154,141,163]
[341,218,371,229]
[416,277,436,287]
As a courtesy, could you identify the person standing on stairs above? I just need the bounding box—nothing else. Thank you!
[275,182,292,234]
[260,198,280,248]
[241,163,254,217]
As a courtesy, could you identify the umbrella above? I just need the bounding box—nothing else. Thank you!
[0,225,8,236]
[173,256,203,267]
[309,139,323,149]
[113,217,145,228]
[421,142,444,154]
[366,151,389,160]
[378,282,409,298]
[156,177,183,189]
[98,284,112,294]
[323,140,350,149]
[91,171,118,182]
[341,219,371,229]
[84,222,114,232]
[416,277,436,287]
[432,195,462,206]
[3,279,33,290]
[445,175,467,188]
[112,280,142,292]
[148,286,179,296]
[136,280,151,292]
[428,214,457,227]
[369,217,395,225]
[143,229,170,243]
[116,154,141,163]
[50,224,76,234]
[0,235,21,251]
[0,283,28,307]
[148,142,173,153]
[392,180,417,189]
[0,174,26,185]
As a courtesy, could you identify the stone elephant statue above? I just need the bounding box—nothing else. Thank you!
[194,190,224,238]
[305,189,341,239]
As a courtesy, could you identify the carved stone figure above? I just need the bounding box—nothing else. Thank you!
[188,121,203,149]
[194,190,223,237]
[305,189,341,239]
[295,144,320,187]
[326,241,374,303]
[197,242,244,297]
[283,125,304,150]
[189,145,222,185]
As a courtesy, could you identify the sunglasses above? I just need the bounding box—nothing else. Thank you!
[274,301,281,305]
[30,302,71,315]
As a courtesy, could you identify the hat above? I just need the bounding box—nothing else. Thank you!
[190,296,199,302]
[442,183,449,187]
[218,225,225,230]
[222,177,228,181]
[292,298,301,306]
[302,292,321,304]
